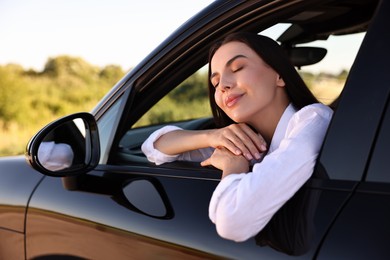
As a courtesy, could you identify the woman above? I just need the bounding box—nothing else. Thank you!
[142,32,333,242]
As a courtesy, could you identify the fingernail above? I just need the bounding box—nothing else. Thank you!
[254,152,261,160]
[246,153,253,160]
[261,144,267,151]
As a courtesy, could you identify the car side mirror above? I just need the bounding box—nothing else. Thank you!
[26,112,100,177]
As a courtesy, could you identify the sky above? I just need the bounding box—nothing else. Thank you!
[0,0,365,74]
[0,0,215,71]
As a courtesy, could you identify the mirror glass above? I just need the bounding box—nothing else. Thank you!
[37,118,89,172]
[122,180,167,218]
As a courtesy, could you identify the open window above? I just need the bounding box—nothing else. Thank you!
[260,23,365,107]
[112,0,374,172]
[115,25,365,167]
[116,67,215,169]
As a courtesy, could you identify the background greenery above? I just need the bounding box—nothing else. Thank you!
[0,56,124,156]
[0,56,347,156]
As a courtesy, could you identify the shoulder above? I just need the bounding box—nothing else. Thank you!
[293,103,333,122]
[285,103,333,136]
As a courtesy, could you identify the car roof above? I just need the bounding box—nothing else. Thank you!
[278,0,378,45]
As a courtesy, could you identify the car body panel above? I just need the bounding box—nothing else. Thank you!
[24,163,357,259]
[0,228,25,260]
[318,0,390,181]
[0,156,43,260]
[317,182,390,259]
[0,156,43,232]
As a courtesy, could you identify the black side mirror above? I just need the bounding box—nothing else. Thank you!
[26,112,100,177]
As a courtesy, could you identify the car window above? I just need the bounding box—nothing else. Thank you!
[260,24,365,106]
[299,33,365,106]
[134,26,364,131]
[98,95,125,163]
[365,101,390,183]
[133,66,211,128]
[117,24,366,168]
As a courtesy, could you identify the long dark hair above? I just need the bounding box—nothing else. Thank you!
[208,32,319,128]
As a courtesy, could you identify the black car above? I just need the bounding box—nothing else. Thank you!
[1,0,390,259]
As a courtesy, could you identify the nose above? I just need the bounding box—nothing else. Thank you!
[219,74,234,92]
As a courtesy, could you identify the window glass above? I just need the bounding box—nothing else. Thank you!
[366,102,390,183]
[298,33,365,105]
[97,96,124,163]
[134,66,211,128]
[261,24,365,106]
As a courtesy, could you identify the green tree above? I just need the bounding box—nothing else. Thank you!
[0,66,28,128]
[100,65,124,82]
[42,55,99,82]
[169,71,208,102]
[0,56,126,156]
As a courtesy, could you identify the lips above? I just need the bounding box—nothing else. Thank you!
[225,93,244,108]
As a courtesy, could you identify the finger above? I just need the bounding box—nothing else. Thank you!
[200,158,211,167]
[221,141,243,156]
[238,124,267,153]
[217,128,244,156]
[222,125,253,158]
[228,124,264,159]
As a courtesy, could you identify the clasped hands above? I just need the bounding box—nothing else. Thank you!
[200,123,267,179]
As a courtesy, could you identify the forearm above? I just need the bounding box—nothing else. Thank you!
[154,129,214,155]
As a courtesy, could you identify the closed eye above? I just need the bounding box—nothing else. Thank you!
[232,66,243,72]
[210,76,220,88]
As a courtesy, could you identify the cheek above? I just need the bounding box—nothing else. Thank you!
[214,91,224,108]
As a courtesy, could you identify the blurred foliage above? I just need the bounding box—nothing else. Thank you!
[134,70,211,127]
[169,71,209,101]
[0,56,345,156]
[0,56,125,156]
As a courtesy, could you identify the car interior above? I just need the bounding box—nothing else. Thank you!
[112,0,379,170]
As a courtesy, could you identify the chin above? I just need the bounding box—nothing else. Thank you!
[226,109,251,123]
[229,115,247,124]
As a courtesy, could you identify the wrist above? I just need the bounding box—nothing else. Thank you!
[201,129,216,147]
[221,157,249,179]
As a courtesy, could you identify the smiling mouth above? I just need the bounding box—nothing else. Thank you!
[225,94,244,108]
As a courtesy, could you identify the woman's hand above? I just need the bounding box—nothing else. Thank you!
[201,147,249,178]
[207,123,267,161]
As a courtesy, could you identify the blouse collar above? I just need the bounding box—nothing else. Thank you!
[268,103,297,154]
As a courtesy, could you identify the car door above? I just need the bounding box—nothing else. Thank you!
[25,116,334,259]
[25,94,296,259]
[26,82,319,260]
[0,158,43,260]
[317,97,390,259]
[315,0,390,258]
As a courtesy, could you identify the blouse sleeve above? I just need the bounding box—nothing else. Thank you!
[141,125,213,165]
[38,141,74,171]
[208,104,333,242]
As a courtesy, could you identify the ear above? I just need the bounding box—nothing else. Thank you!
[276,74,286,87]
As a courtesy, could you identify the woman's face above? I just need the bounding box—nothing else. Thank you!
[210,41,287,125]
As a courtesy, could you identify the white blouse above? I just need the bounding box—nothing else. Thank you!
[141,103,333,242]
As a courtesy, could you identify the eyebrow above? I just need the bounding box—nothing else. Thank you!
[210,54,248,81]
